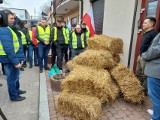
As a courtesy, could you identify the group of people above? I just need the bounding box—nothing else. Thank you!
[136,17,160,120]
[36,18,90,73]
[0,9,90,101]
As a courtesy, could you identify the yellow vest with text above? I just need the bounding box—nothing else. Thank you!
[19,31,27,45]
[37,26,50,43]
[72,32,85,49]
[53,27,69,44]
[0,27,20,55]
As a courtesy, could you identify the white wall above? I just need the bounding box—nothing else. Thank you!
[103,0,139,67]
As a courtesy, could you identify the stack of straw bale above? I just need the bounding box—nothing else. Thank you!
[110,64,145,104]
[57,35,144,120]
[61,65,116,103]
[58,92,102,120]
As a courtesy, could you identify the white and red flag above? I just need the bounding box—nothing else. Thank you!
[82,6,95,37]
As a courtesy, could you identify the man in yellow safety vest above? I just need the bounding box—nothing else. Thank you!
[69,24,87,59]
[0,10,26,101]
[51,18,69,73]
[36,18,51,73]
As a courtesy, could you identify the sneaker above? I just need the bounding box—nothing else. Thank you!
[40,69,43,73]
[19,90,26,94]
[11,96,26,102]
[147,109,153,116]
[44,67,50,70]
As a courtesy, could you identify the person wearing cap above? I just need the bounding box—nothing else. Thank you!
[61,20,70,63]
[69,24,87,59]
[51,18,69,72]
[81,22,90,39]
[36,18,51,73]
[0,10,26,101]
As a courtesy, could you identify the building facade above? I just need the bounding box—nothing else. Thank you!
[48,0,160,71]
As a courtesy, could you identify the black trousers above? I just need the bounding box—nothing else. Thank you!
[56,44,67,70]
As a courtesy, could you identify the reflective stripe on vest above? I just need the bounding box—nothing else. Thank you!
[0,27,20,55]
[37,26,50,42]
[53,27,69,44]
[19,31,27,45]
[72,32,85,49]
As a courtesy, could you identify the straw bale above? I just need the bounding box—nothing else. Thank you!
[110,79,120,101]
[58,92,102,120]
[73,50,116,69]
[87,35,123,55]
[66,59,77,71]
[61,66,115,103]
[113,54,121,63]
[110,64,145,104]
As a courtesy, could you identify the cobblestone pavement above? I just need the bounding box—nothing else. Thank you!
[46,72,152,120]
[0,66,39,120]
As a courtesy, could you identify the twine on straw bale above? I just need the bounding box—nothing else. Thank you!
[73,50,116,69]
[87,35,123,55]
[110,64,145,104]
[61,65,115,103]
[58,92,102,120]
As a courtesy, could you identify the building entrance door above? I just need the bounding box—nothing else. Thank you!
[133,0,160,71]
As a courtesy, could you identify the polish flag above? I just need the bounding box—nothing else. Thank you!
[82,6,95,37]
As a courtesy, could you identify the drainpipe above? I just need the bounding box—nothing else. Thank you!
[81,0,83,19]
[127,0,139,68]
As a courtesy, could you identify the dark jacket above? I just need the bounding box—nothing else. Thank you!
[0,27,25,65]
[140,29,158,55]
[50,26,65,46]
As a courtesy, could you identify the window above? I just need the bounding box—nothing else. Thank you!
[147,1,158,17]
[71,17,77,26]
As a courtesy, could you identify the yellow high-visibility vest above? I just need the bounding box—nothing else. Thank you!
[53,27,69,44]
[0,27,20,55]
[37,26,50,43]
[86,30,90,38]
[19,31,27,45]
[72,32,85,49]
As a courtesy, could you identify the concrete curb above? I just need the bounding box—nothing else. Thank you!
[39,72,50,120]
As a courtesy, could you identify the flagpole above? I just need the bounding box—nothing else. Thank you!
[80,0,83,20]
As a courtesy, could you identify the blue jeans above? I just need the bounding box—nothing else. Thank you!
[28,44,38,67]
[4,63,20,100]
[71,49,84,59]
[147,77,160,120]
[38,43,50,70]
